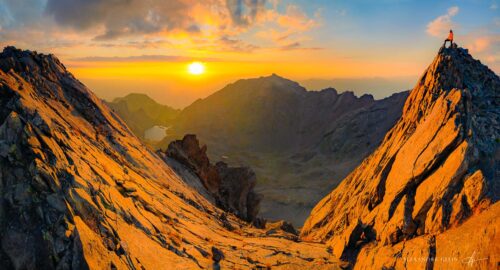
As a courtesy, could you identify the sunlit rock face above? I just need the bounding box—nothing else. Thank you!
[0,47,341,269]
[301,46,500,269]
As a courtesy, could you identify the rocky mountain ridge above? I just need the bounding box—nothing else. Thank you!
[301,46,500,269]
[0,46,339,269]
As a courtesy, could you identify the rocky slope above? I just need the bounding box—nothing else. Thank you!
[158,134,261,223]
[0,46,340,269]
[301,46,500,269]
[114,76,408,225]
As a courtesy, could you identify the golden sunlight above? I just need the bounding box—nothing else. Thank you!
[187,62,205,75]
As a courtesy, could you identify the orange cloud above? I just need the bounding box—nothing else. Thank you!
[275,5,319,31]
[468,37,492,53]
[254,4,321,50]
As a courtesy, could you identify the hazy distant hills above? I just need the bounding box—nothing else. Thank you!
[106,93,179,139]
[300,76,413,99]
[110,74,409,225]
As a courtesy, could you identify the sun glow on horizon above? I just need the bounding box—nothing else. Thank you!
[187,62,205,75]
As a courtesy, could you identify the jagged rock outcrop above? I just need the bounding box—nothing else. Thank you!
[0,46,340,269]
[301,46,499,269]
[158,134,261,222]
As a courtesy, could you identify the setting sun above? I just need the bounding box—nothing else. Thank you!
[187,62,205,75]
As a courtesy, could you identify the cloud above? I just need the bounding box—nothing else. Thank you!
[426,6,459,37]
[280,42,301,50]
[468,37,492,53]
[45,0,199,40]
[461,27,500,71]
[41,0,273,41]
[191,36,259,53]
[465,34,500,61]
[94,39,171,49]
[226,0,267,26]
[0,0,45,28]
[71,54,218,62]
[254,4,321,50]
[0,0,321,55]
[218,36,260,52]
[279,42,322,51]
[275,5,319,31]
[0,25,82,50]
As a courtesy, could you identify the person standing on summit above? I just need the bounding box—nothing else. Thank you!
[444,30,454,47]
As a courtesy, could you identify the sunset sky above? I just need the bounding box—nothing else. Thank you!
[1,0,498,108]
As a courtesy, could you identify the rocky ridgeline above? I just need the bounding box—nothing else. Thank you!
[301,46,500,269]
[157,134,261,223]
[0,47,339,269]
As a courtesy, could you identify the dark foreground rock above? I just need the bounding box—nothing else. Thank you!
[158,134,261,222]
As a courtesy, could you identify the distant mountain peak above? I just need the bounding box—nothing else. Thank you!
[263,73,304,87]
[113,93,153,102]
[221,74,307,96]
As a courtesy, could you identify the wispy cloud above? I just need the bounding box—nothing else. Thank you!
[426,6,459,37]
[468,37,493,53]
[226,0,267,27]
[92,39,171,49]
[279,42,322,51]
[254,4,322,50]
[72,55,219,63]
[465,34,500,65]
[217,36,260,52]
